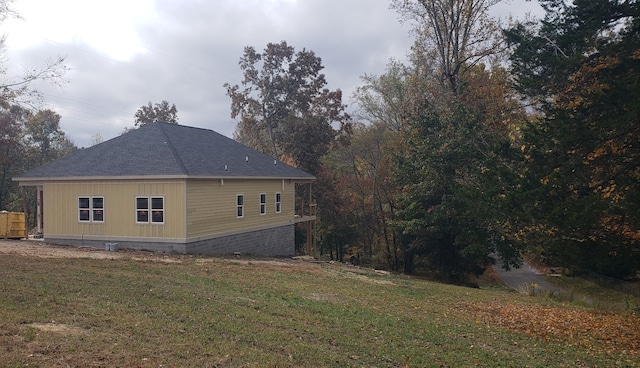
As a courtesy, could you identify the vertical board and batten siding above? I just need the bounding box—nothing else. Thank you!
[186,178,294,239]
[43,180,186,239]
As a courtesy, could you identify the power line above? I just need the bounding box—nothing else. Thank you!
[40,35,233,92]
[42,92,133,115]
[58,114,132,127]
[46,102,132,123]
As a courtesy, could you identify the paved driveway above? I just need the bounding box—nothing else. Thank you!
[492,256,563,295]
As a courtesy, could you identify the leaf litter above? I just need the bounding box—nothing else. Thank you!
[462,301,640,356]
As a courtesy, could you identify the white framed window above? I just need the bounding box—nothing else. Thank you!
[136,196,164,224]
[78,196,104,223]
[92,197,104,222]
[151,197,164,223]
[236,194,244,218]
[136,196,149,223]
[79,197,90,222]
[275,192,281,213]
[259,193,266,215]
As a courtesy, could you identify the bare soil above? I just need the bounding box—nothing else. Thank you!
[0,238,321,270]
[0,239,182,262]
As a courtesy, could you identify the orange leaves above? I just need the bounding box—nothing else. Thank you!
[463,302,640,356]
[561,56,620,110]
[585,139,627,164]
[600,215,640,241]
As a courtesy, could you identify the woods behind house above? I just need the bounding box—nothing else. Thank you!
[2,0,639,283]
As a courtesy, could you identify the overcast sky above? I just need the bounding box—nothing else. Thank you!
[0,0,541,148]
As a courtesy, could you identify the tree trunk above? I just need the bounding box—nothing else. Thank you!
[404,247,415,274]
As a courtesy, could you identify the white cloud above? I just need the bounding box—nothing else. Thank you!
[2,0,156,61]
[0,0,541,148]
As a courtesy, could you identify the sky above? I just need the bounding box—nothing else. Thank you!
[0,0,541,148]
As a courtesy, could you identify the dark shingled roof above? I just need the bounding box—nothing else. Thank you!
[15,122,315,180]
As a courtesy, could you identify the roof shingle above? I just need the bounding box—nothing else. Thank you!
[15,122,315,180]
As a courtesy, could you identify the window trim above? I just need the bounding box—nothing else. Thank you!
[259,193,266,215]
[78,196,104,223]
[78,196,90,222]
[135,196,149,224]
[136,196,164,224]
[92,196,104,222]
[150,196,165,224]
[275,192,281,214]
[236,194,244,218]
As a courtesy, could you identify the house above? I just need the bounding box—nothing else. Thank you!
[13,122,316,256]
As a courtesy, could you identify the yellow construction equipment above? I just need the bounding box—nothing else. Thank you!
[0,211,27,239]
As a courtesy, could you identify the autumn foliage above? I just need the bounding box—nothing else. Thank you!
[504,0,640,277]
[464,302,640,356]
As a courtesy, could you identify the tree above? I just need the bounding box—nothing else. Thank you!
[388,0,524,280]
[338,61,416,269]
[0,1,70,230]
[0,104,25,210]
[3,108,75,227]
[0,1,67,107]
[392,0,504,97]
[24,109,73,166]
[133,100,178,126]
[322,122,403,268]
[225,41,351,255]
[90,132,103,146]
[394,96,523,281]
[505,0,640,277]
[352,60,410,133]
[224,41,350,175]
[351,59,526,273]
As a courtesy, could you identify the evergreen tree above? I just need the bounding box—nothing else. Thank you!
[505,0,640,277]
[394,99,522,281]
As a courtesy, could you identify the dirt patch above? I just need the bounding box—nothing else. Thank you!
[0,239,322,272]
[0,239,183,263]
[209,257,297,268]
[349,272,397,286]
[28,323,88,336]
[0,239,396,278]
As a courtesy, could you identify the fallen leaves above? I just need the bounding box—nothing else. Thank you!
[462,302,640,356]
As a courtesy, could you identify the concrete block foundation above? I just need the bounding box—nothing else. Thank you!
[44,224,294,257]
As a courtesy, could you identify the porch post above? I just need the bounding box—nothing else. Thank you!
[37,185,43,234]
[306,182,312,255]
[21,187,28,238]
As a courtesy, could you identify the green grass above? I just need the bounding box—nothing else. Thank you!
[539,273,640,311]
[0,254,638,367]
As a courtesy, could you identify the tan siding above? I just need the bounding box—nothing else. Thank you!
[186,178,295,238]
[43,180,186,239]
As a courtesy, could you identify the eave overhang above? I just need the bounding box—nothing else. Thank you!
[13,174,316,186]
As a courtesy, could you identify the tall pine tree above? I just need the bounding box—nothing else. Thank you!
[505,0,640,277]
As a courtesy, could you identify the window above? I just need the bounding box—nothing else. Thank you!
[136,197,149,223]
[92,197,104,222]
[136,196,164,224]
[259,193,266,215]
[79,197,90,222]
[275,192,281,213]
[151,197,164,223]
[236,194,244,218]
[78,196,104,223]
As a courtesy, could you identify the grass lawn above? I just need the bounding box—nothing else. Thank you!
[0,252,639,367]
